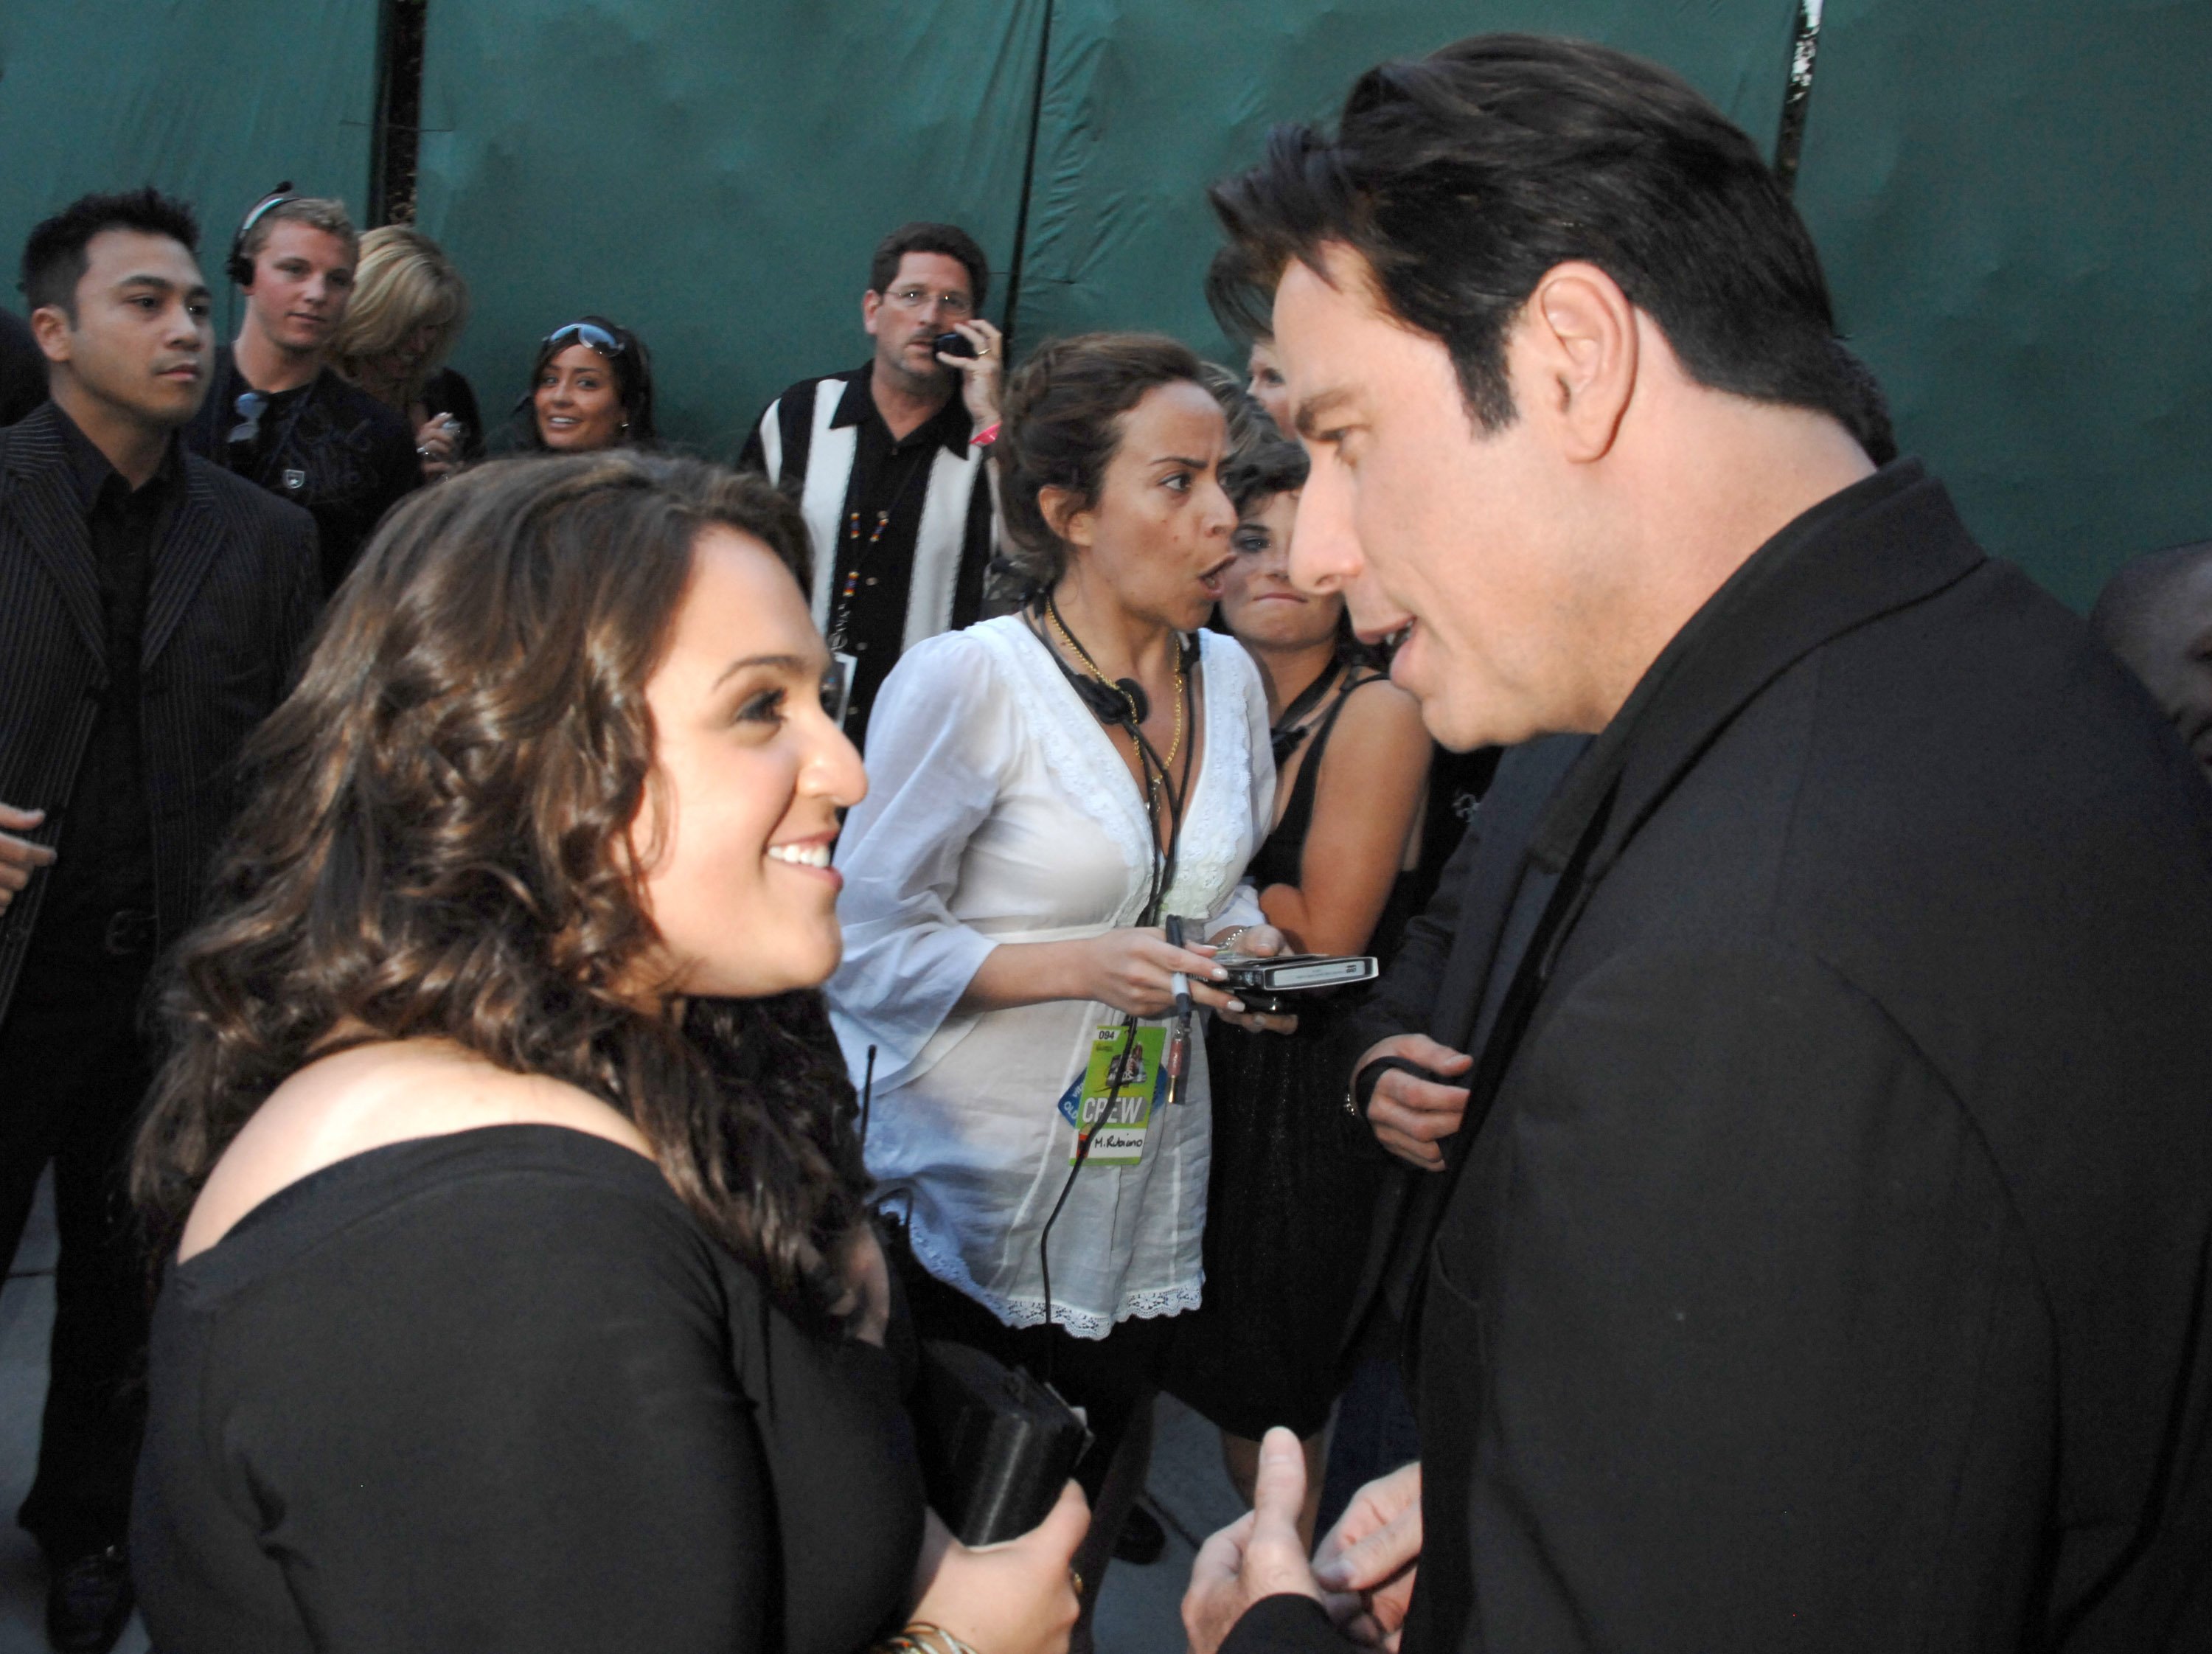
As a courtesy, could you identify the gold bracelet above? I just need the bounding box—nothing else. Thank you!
[879,1624,983,1654]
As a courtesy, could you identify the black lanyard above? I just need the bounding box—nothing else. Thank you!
[1270,655,1349,768]
[828,436,936,651]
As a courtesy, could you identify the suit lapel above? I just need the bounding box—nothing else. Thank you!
[1430,734,1592,1054]
[144,462,229,670]
[1,408,105,668]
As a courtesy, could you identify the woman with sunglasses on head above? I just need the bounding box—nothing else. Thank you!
[828,333,1295,1636]
[1161,423,1430,1547]
[329,225,483,483]
[521,316,655,452]
[128,454,1084,1654]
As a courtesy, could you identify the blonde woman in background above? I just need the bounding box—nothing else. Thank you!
[329,224,481,482]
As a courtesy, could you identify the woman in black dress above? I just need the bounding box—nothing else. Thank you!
[128,453,1084,1653]
[1164,431,1431,1544]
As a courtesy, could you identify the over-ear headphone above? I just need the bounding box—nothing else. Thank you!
[227,181,298,286]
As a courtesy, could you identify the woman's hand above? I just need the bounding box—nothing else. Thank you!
[830,1223,891,1347]
[1196,922,1298,1036]
[909,1483,1087,1654]
[414,412,462,482]
[1076,926,1226,1018]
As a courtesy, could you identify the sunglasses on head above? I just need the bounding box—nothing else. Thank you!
[541,322,626,358]
[227,389,268,445]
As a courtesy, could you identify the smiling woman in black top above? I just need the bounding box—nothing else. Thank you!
[127,453,1084,1653]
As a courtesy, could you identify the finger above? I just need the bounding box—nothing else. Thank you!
[1399,1035,1475,1075]
[0,840,58,870]
[0,805,46,830]
[1188,1509,1256,1588]
[1025,1478,1092,1563]
[1249,1428,1308,1537]
[1186,983,1243,1015]
[1315,1507,1421,1594]
[1380,1133,1447,1171]
[1374,1075,1470,1122]
[1371,1105,1460,1158]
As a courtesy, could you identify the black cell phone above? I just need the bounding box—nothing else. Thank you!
[933,330,976,359]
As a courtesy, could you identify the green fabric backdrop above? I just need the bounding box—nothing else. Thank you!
[413,0,1051,456]
[1792,0,2212,609]
[2,1,2206,605]
[0,0,379,331]
[1011,0,1798,358]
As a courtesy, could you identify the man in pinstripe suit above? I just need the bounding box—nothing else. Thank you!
[0,189,316,1651]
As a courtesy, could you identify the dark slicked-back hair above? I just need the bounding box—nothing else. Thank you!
[21,187,201,319]
[869,221,990,310]
[1208,35,1891,456]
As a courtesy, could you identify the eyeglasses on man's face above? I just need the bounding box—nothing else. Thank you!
[884,285,974,318]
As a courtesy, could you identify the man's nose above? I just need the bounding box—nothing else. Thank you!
[163,303,204,349]
[1287,461,1361,596]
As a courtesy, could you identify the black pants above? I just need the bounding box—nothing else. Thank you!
[0,946,156,1561]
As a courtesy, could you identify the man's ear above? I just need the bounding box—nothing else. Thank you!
[1040,484,1093,549]
[1523,260,1638,463]
[27,304,72,364]
[861,288,884,338]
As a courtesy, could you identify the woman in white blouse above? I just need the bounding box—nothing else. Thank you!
[829,333,1290,1620]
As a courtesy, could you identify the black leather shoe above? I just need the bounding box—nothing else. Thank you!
[1112,1503,1167,1565]
[46,1543,133,1654]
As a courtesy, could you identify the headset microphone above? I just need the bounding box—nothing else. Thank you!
[1068,673,1147,729]
[226,181,298,286]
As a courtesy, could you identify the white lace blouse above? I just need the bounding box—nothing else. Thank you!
[828,616,1273,1338]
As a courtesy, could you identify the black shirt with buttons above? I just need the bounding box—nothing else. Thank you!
[32,406,175,959]
[822,377,976,748]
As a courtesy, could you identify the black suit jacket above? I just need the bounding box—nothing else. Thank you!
[1331,732,1591,1351]
[1228,462,2212,1653]
[0,309,46,428]
[0,402,319,1026]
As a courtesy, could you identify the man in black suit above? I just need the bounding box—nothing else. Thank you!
[1,307,48,425]
[1,190,317,1651]
[1186,36,2212,1654]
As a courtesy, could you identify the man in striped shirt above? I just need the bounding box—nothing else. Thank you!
[740,222,1005,749]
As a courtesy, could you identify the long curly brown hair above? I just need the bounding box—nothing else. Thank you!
[131,451,869,1321]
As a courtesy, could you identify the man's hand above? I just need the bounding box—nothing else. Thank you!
[1183,1428,1324,1654]
[940,318,1005,425]
[0,803,57,916]
[1312,1460,1422,1651]
[1355,1034,1472,1170]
